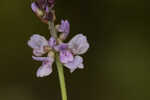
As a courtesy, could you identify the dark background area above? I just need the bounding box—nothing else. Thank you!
[0,0,150,100]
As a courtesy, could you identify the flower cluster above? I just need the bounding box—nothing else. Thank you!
[28,0,89,77]
[31,0,55,24]
[28,20,89,77]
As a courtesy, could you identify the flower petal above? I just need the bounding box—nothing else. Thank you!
[36,64,52,77]
[64,56,84,72]
[31,2,38,13]
[28,34,49,56]
[68,34,89,55]
[32,56,49,61]
[28,34,48,49]
[35,56,54,77]
[33,49,44,56]
[31,2,44,17]
[60,50,73,63]
[32,55,54,63]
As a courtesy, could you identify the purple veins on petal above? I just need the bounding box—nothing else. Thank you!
[60,50,73,64]
[64,56,84,73]
[68,34,89,55]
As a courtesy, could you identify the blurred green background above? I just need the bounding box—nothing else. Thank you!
[0,0,150,100]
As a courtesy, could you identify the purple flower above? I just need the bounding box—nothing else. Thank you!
[57,20,70,40]
[61,34,89,72]
[51,33,89,72]
[57,20,70,34]
[28,34,49,56]
[32,56,54,77]
[28,34,56,77]
[28,19,90,77]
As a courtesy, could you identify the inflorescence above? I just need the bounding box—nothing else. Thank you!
[28,0,90,77]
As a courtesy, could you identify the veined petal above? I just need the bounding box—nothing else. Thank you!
[28,34,49,56]
[64,56,84,73]
[60,50,73,63]
[68,34,89,55]
[28,34,48,49]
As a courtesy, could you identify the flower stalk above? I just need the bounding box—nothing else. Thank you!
[56,53,67,100]
[49,20,67,100]
[28,0,90,100]
[48,21,57,38]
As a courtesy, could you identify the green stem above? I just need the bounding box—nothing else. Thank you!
[48,21,57,38]
[56,54,67,100]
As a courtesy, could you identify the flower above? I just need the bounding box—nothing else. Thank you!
[57,20,70,34]
[56,20,70,40]
[60,34,89,72]
[54,33,89,72]
[28,20,89,77]
[28,34,55,77]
